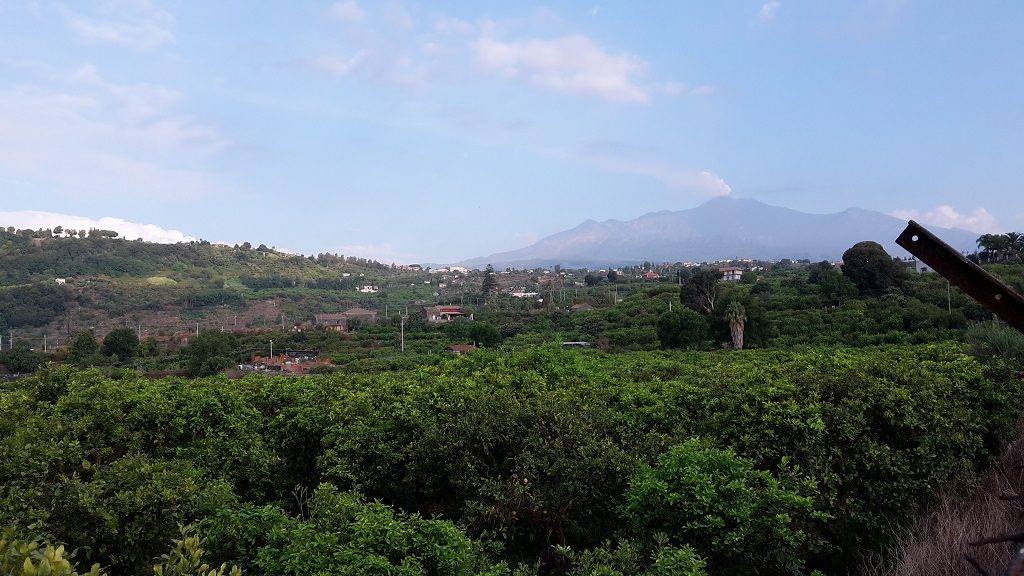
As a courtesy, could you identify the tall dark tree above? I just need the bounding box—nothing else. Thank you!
[818,269,858,304]
[840,241,906,297]
[657,308,709,349]
[0,341,43,373]
[682,269,721,314]
[184,331,238,376]
[101,328,139,362]
[68,331,100,365]
[807,261,834,284]
[481,264,499,297]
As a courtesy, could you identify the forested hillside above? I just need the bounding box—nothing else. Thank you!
[0,228,428,342]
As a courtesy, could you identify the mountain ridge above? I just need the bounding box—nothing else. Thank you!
[461,196,980,268]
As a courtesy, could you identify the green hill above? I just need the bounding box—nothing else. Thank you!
[0,229,442,342]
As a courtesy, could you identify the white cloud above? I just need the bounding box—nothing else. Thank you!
[328,1,365,23]
[753,1,781,26]
[651,168,732,197]
[0,211,197,243]
[434,16,476,35]
[383,4,415,30]
[599,157,732,196]
[310,52,366,77]
[472,35,649,103]
[662,81,715,97]
[0,64,226,200]
[65,0,175,49]
[891,205,998,233]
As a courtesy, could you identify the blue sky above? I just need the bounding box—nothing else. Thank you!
[1,1,1021,263]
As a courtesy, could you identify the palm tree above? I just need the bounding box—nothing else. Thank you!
[976,233,1009,262]
[725,301,747,350]
[1006,231,1024,260]
[977,234,994,262]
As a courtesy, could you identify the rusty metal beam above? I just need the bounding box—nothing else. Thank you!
[895,220,1024,334]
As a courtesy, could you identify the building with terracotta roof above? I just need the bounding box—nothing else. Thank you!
[447,344,478,355]
[424,305,470,323]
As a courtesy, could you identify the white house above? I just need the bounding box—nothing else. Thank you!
[719,267,744,282]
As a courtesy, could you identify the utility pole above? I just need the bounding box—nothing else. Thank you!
[269,339,274,358]
[196,322,199,336]
[400,315,405,352]
[43,334,47,353]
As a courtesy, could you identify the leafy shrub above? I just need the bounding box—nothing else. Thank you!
[621,439,816,575]
[967,321,1024,363]
[559,540,707,576]
[153,525,240,576]
[51,455,237,575]
[656,309,708,349]
[0,527,106,576]
[202,485,509,576]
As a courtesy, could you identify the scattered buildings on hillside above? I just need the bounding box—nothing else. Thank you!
[244,349,329,374]
[314,307,379,331]
[424,305,471,323]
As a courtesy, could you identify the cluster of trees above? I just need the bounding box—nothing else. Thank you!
[647,242,909,351]
[313,252,389,270]
[65,328,140,367]
[2,226,118,239]
[976,232,1024,263]
[1,344,1020,574]
[0,342,45,373]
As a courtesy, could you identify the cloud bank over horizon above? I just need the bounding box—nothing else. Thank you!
[0,211,198,244]
[890,205,998,235]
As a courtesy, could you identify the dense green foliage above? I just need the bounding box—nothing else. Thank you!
[840,242,907,297]
[656,308,709,349]
[621,440,816,575]
[0,283,67,331]
[1,344,1020,575]
[101,328,139,363]
[183,332,239,376]
[0,342,44,373]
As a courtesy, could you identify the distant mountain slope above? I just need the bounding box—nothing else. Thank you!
[462,197,980,268]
